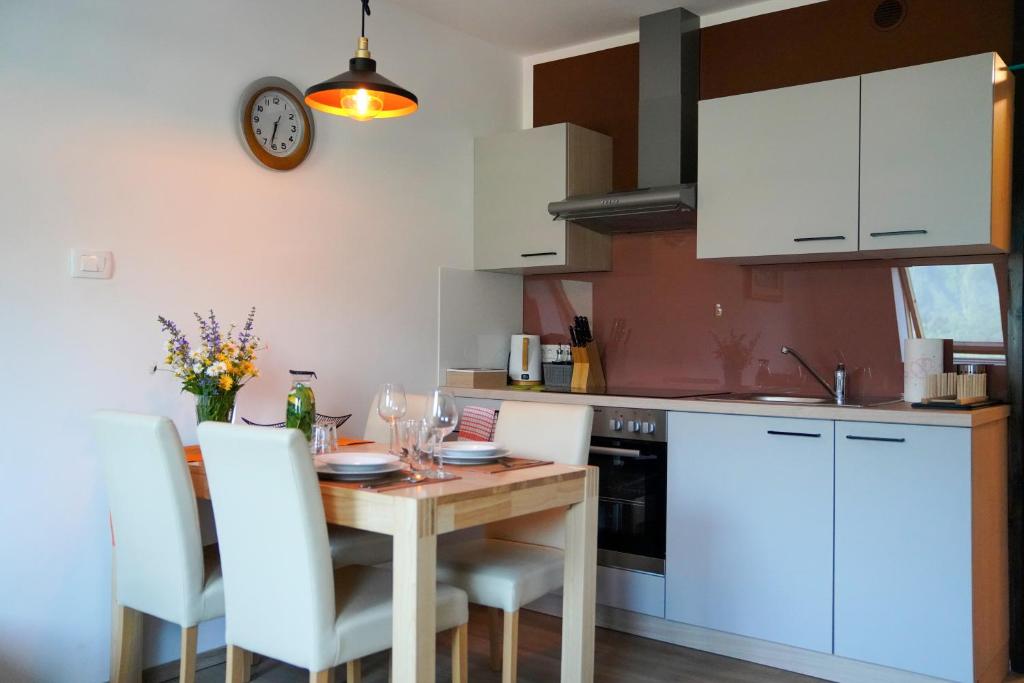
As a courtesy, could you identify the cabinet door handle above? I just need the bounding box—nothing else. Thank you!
[793,235,846,243]
[767,430,821,438]
[521,251,558,258]
[869,229,928,238]
[845,435,906,443]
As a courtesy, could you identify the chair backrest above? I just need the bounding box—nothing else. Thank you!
[486,401,593,549]
[92,411,206,626]
[362,391,429,442]
[197,423,336,671]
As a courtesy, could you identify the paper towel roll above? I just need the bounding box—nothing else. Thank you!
[904,338,944,402]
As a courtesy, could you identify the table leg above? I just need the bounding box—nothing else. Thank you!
[561,466,598,683]
[392,498,437,683]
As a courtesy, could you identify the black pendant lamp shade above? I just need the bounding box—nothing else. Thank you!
[304,0,418,121]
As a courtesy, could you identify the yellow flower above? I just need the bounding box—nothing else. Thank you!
[164,354,173,365]
[218,375,234,391]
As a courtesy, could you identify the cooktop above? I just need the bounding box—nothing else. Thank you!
[543,386,727,400]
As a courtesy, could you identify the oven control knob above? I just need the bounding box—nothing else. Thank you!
[608,418,623,432]
[642,421,656,435]
[627,420,641,433]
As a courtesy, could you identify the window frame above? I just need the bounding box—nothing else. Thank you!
[893,260,1008,364]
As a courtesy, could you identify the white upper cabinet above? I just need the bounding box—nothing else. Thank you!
[697,52,1013,262]
[860,52,1012,256]
[474,123,612,274]
[697,77,861,261]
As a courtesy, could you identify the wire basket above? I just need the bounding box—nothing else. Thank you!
[241,413,352,429]
[543,363,573,390]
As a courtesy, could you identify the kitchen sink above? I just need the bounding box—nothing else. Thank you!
[699,393,903,408]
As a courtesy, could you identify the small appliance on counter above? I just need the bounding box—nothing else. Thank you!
[508,334,542,386]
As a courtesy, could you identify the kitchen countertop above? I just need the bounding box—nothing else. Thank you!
[444,386,1010,428]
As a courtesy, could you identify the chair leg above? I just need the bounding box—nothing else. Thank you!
[387,651,392,683]
[178,626,198,683]
[346,659,361,683]
[227,645,251,683]
[109,602,142,683]
[451,624,468,683]
[487,607,503,671]
[311,668,335,683]
[502,609,519,683]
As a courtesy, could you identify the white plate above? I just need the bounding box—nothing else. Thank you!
[441,449,509,464]
[315,465,404,482]
[316,452,401,472]
[441,442,504,456]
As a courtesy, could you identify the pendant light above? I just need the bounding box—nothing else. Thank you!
[304,0,418,121]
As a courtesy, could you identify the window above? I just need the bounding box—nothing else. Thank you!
[894,263,1006,363]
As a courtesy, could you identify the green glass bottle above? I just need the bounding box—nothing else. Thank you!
[286,370,317,441]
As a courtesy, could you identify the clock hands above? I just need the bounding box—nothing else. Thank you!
[271,115,281,144]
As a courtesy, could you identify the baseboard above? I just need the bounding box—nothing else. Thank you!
[140,646,226,683]
[526,594,949,683]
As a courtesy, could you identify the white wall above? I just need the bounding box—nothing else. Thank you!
[0,1,519,680]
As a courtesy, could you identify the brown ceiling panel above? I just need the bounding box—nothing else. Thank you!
[534,44,640,190]
[700,0,1014,100]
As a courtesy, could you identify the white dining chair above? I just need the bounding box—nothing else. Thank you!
[434,401,594,682]
[198,422,470,683]
[93,410,231,683]
[94,411,394,683]
[362,390,430,443]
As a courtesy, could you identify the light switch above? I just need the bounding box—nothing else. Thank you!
[70,249,114,279]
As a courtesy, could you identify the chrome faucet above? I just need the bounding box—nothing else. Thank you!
[780,346,847,404]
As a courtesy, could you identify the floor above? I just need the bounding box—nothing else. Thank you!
[192,606,822,683]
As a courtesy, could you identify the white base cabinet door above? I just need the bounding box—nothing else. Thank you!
[665,412,834,653]
[834,421,973,682]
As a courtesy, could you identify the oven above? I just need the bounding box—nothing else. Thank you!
[589,407,667,576]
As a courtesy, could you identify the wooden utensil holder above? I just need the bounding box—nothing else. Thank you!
[570,341,606,393]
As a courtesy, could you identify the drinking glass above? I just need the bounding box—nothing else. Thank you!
[408,419,436,478]
[395,418,419,462]
[311,425,331,455]
[377,383,407,454]
[425,390,459,480]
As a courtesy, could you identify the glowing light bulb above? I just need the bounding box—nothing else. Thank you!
[340,88,384,121]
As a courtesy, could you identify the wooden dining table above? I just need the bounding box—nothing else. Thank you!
[187,445,598,683]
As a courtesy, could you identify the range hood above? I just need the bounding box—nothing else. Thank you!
[548,7,699,233]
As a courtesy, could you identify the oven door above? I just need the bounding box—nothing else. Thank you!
[589,436,667,575]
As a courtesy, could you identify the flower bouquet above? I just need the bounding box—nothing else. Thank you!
[157,308,260,424]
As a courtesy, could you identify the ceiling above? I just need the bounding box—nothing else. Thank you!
[384,0,808,55]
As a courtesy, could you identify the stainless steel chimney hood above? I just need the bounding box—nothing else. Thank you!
[547,7,699,233]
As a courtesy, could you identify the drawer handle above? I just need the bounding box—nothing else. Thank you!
[767,430,821,438]
[869,229,928,238]
[521,251,558,258]
[846,435,906,443]
[793,235,846,243]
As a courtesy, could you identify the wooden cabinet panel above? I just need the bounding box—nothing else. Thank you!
[665,412,834,653]
[696,77,860,261]
[860,53,1011,256]
[834,421,973,682]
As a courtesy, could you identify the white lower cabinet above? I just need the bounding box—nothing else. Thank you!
[665,412,834,652]
[834,421,973,682]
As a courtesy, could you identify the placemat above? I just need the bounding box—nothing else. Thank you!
[318,469,460,492]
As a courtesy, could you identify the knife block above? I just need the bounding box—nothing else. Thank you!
[570,341,606,393]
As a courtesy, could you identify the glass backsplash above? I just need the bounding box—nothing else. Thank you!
[523,230,1008,400]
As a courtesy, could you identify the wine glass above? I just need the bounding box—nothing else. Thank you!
[377,383,407,455]
[425,389,459,480]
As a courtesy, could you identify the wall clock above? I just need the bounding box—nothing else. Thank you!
[238,77,314,171]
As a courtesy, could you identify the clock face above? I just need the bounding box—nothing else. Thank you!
[249,89,304,157]
[239,78,314,171]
